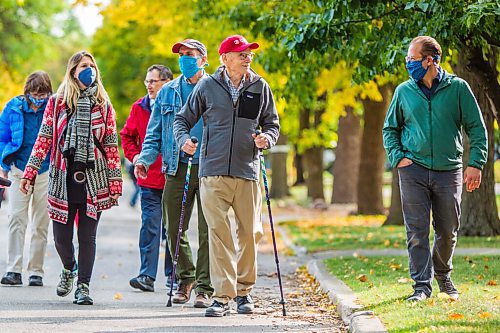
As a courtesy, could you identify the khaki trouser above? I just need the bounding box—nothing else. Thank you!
[200,176,263,303]
[6,165,50,276]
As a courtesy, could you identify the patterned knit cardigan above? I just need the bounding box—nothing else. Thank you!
[23,95,122,224]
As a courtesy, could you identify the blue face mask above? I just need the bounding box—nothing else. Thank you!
[406,55,440,81]
[179,56,204,79]
[78,67,97,87]
[28,94,48,108]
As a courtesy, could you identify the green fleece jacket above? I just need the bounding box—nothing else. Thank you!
[383,71,487,171]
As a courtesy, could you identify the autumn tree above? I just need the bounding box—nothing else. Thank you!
[253,0,499,235]
[0,0,81,106]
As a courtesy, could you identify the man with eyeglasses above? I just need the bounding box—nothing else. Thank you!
[135,39,214,308]
[173,35,280,317]
[120,64,174,293]
[383,36,487,302]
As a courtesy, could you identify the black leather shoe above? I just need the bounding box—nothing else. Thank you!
[205,300,230,317]
[129,275,154,292]
[235,295,255,314]
[29,275,43,286]
[1,272,22,285]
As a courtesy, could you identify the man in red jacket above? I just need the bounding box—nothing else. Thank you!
[120,65,173,292]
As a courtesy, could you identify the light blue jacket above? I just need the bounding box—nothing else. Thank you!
[138,74,207,176]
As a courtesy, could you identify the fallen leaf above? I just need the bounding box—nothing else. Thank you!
[114,293,122,300]
[357,274,368,282]
[389,263,402,271]
[428,298,436,306]
[448,313,464,320]
[486,280,497,286]
[383,239,391,246]
[437,292,451,300]
[477,311,491,319]
[398,277,410,284]
[370,269,374,275]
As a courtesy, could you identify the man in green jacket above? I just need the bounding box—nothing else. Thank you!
[383,36,487,302]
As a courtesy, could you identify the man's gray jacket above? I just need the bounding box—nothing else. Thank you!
[173,65,280,181]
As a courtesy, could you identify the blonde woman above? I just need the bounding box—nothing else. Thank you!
[21,51,122,305]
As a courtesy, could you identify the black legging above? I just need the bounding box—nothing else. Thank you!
[53,203,101,285]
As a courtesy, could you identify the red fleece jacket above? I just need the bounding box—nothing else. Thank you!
[120,96,165,190]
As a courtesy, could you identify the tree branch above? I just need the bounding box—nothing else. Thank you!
[327,6,404,28]
[482,33,500,47]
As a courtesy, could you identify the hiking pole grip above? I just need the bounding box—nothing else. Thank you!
[0,176,11,187]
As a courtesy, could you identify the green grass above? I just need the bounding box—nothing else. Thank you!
[324,255,499,332]
[282,221,500,252]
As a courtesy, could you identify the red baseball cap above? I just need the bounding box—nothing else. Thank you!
[218,35,259,55]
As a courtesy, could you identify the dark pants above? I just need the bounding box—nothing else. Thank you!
[163,162,213,295]
[138,186,173,279]
[398,163,462,296]
[53,203,101,285]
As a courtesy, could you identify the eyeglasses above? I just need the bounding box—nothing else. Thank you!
[238,52,255,60]
[144,79,166,86]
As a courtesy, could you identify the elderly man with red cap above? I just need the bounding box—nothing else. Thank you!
[136,38,213,308]
[173,35,280,317]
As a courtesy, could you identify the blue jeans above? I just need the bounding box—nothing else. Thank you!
[398,163,462,296]
[139,186,173,280]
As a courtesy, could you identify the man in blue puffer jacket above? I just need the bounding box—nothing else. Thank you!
[0,71,52,287]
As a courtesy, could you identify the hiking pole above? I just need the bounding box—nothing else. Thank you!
[255,130,286,316]
[167,136,198,307]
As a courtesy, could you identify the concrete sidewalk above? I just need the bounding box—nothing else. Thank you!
[0,182,345,332]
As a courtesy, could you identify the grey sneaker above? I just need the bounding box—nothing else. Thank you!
[235,295,255,314]
[57,268,76,297]
[437,277,459,300]
[406,290,429,302]
[73,283,93,305]
[205,300,230,317]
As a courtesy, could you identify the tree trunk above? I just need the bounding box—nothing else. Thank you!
[270,134,290,198]
[301,94,327,202]
[357,83,393,215]
[303,146,324,200]
[453,46,500,236]
[331,106,361,203]
[293,147,305,185]
[293,107,310,186]
[383,168,404,225]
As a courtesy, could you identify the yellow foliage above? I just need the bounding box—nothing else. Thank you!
[0,63,24,109]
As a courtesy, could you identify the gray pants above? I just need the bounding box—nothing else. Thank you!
[398,163,462,296]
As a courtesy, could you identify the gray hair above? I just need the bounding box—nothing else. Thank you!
[147,64,173,80]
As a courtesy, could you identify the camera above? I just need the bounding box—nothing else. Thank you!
[73,171,86,184]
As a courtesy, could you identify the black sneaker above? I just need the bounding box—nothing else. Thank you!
[129,275,154,292]
[235,295,255,314]
[1,272,22,285]
[28,275,43,286]
[406,290,429,302]
[73,283,93,305]
[436,277,459,300]
[57,268,76,297]
[205,300,230,317]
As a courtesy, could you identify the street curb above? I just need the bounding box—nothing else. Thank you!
[307,260,387,333]
[276,226,307,257]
